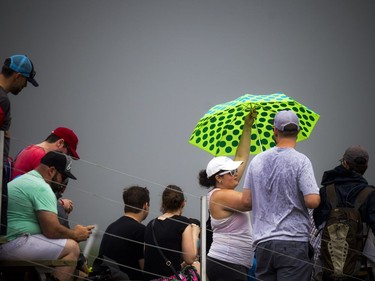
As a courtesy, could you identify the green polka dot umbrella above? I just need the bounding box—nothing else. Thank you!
[189,92,320,156]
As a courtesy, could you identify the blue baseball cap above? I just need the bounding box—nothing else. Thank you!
[4,55,39,87]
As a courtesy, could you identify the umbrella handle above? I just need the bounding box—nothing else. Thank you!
[253,116,263,154]
[244,105,263,154]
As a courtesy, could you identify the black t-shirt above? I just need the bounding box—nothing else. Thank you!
[0,87,11,164]
[143,215,190,280]
[96,216,145,280]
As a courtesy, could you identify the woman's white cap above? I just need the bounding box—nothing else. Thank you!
[206,156,243,178]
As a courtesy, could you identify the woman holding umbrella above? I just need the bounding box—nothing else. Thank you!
[198,109,256,281]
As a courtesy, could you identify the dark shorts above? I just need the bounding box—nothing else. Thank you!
[206,256,249,281]
[256,240,312,281]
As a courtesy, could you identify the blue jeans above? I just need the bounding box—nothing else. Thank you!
[248,255,256,281]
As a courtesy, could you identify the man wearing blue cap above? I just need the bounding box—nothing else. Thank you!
[0,54,39,235]
[241,110,320,281]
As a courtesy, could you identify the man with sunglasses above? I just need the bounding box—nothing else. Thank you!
[0,151,95,281]
[242,110,320,281]
[0,54,39,235]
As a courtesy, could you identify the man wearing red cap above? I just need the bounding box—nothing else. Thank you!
[11,127,79,217]
[12,127,79,180]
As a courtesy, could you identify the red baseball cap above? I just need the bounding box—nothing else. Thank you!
[52,127,80,159]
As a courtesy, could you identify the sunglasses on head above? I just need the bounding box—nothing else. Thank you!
[219,168,238,176]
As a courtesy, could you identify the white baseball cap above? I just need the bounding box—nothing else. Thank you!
[206,156,243,178]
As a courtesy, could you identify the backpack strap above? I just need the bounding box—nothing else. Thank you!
[354,186,375,210]
[151,219,182,280]
[355,186,375,267]
[326,184,374,210]
[326,184,338,209]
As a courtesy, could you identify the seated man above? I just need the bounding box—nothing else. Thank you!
[92,186,150,280]
[0,151,94,281]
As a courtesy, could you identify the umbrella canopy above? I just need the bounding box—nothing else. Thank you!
[189,92,320,156]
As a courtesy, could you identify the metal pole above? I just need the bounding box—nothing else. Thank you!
[200,195,207,281]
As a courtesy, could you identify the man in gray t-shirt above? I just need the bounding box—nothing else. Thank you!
[242,110,320,281]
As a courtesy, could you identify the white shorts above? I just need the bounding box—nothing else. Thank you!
[0,234,67,260]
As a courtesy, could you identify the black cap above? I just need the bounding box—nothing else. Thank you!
[41,151,77,180]
[343,145,369,165]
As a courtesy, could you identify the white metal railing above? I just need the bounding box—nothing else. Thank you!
[200,195,207,281]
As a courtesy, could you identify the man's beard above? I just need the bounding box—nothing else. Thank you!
[10,84,24,95]
[49,174,67,193]
[10,80,25,95]
[10,88,21,95]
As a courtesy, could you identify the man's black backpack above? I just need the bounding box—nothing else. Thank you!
[321,184,374,279]
[88,256,129,281]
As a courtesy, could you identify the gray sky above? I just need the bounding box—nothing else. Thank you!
[2,0,375,252]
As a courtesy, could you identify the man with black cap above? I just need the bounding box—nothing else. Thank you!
[0,151,95,281]
[241,110,320,281]
[313,145,375,280]
[0,54,39,235]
